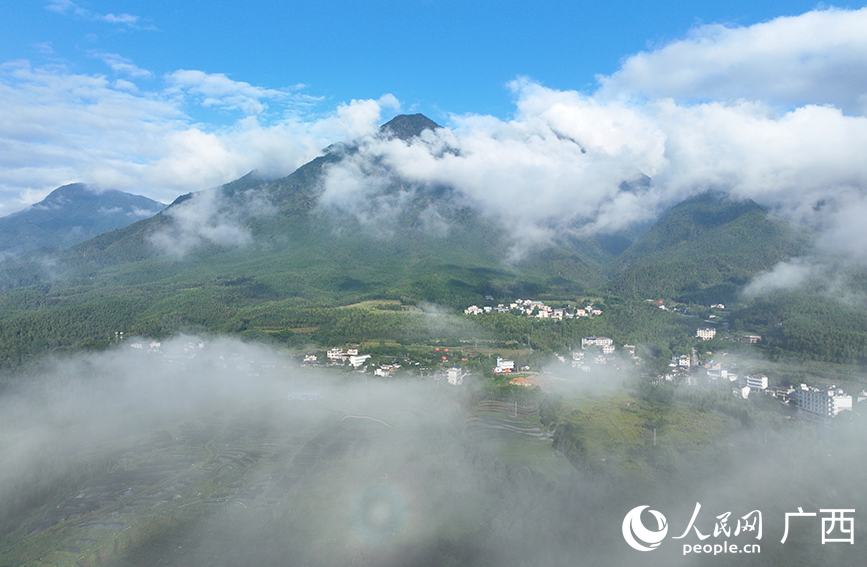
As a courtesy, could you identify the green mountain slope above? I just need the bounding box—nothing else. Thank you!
[2,116,612,302]
[0,118,817,367]
[607,192,808,303]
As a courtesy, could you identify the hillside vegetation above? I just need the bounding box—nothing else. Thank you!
[0,115,853,369]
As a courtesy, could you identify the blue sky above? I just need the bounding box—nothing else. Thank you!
[1,0,829,121]
[2,0,867,288]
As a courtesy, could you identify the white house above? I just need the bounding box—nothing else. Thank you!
[348,354,371,368]
[696,328,717,340]
[672,354,690,369]
[494,357,515,373]
[745,374,769,390]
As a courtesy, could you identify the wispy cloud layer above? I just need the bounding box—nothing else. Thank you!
[147,187,273,257]
[45,0,148,30]
[88,51,153,79]
[0,60,399,214]
[164,70,312,115]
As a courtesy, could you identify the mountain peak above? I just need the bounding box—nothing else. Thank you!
[44,183,92,203]
[380,114,441,141]
[0,183,166,257]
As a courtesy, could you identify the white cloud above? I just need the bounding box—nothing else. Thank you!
[147,187,273,257]
[33,42,54,55]
[316,10,867,263]
[44,0,80,15]
[90,52,153,79]
[100,13,139,26]
[45,0,148,30]
[6,5,867,290]
[164,70,301,115]
[598,7,867,115]
[0,59,401,216]
[320,81,668,251]
[311,94,401,140]
[741,259,815,298]
[112,78,138,92]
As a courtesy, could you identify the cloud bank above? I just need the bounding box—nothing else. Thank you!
[2,335,865,566]
[597,7,867,115]
[4,6,867,292]
[0,60,400,215]
[318,7,867,282]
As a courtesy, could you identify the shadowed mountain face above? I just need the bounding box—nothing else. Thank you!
[0,184,165,258]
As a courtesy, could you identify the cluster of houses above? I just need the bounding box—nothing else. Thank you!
[129,340,166,354]
[465,299,602,320]
[567,336,639,368]
[572,336,616,367]
[324,348,371,368]
[305,350,408,377]
[125,338,296,377]
[701,360,860,424]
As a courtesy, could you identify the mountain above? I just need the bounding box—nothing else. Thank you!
[607,192,808,304]
[380,113,442,140]
[0,184,165,258]
[8,115,602,301]
[0,115,815,366]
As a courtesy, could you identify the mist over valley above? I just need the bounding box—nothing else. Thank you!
[3,4,867,564]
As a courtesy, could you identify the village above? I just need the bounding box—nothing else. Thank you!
[661,349,866,425]
[127,327,863,428]
[464,298,603,319]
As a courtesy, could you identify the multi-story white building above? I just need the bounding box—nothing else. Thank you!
[348,354,371,368]
[582,336,613,349]
[696,328,717,340]
[447,367,463,385]
[671,354,690,369]
[494,357,515,373]
[745,374,769,390]
[795,385,853,421]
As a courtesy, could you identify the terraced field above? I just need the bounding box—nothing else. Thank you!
[464,400,550,441]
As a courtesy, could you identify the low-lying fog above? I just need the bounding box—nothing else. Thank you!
[0,336,863,566]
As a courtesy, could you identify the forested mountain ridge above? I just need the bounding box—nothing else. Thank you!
[608,192,808,304]
[0,184,165,259]
[0,115,826,367]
